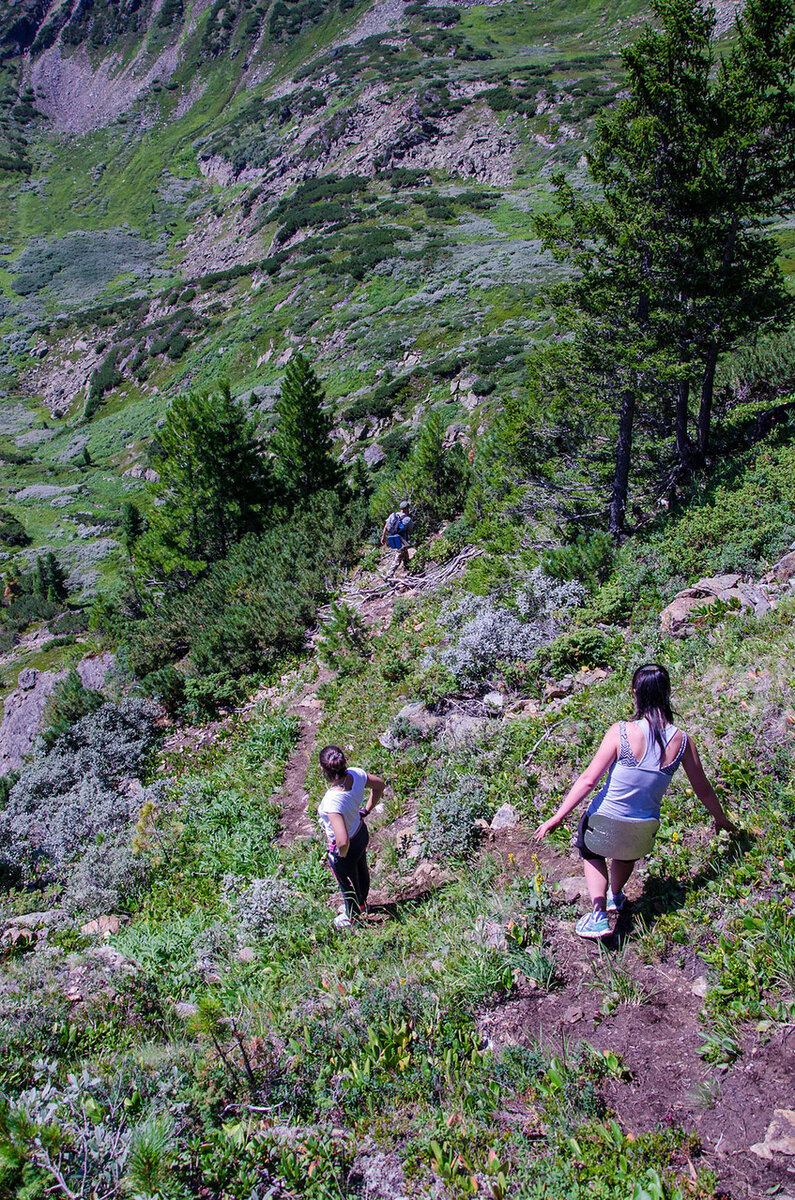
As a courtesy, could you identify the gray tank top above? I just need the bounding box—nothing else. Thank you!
[587,718,687,822]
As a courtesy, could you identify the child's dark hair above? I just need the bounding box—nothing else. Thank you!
[632,664,673,754]
[319,744,347,782]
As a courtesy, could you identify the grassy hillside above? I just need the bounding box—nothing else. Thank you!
[1,1,795,1195]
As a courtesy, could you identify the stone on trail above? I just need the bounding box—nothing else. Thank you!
[81,914,123,937]
[490,802,519,831]
[556,876,589,903]
[749,1109,795,1159]
[544,676,573,701]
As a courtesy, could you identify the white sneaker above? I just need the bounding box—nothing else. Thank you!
[606,890,626,913]
[337,902,347,914]
[333,913,352,929]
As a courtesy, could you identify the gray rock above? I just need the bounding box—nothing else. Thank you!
[763,551,795,585]
[0,652,114,772]
[6,909,60,929]
[556,876,588,903]
[363,442,386,468]
[395,701,441,735]
[483,690,504,711]
[473,915,507,950]
[17,668,39,690]
[490,802,519,831]
[660,573,771,637]
[443,715,488,744]
[749,1110,795,1160]
[544,676,573,701]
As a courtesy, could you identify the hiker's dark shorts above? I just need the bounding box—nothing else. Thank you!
[573,812,603,862]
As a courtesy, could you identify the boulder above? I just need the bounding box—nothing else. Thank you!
[363,443,386,469]
[505,698,540,721]
[395,702,441,736]
[0,652,114,772]
[81,914,123,937]
[544,676,573,702]
[473,916,508,950]
[8,909,60,930]
[762,551,795,586]
[443,714,488,744]
[491,803,520,831]
[749,1109,795,1160]
[660,575,770,637]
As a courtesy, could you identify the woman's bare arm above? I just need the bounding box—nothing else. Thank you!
[532,724,620,840]
[329,811,349,856]
[681,738,737,832]
[364,773,385,813]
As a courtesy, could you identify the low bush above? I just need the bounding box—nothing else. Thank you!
[0,508,29,546]
[1,699,159,888]
[420,769,488,860]
[434,569,585,686]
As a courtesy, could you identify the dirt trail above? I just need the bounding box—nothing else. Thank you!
[277,667,333,846]
[276,583,396,846]
[479,827,795,1200]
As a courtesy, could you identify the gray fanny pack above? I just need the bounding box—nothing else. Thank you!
[583,813,660,860]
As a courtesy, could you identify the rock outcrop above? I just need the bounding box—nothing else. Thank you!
[660,573,771,638]
[0,652,114,773]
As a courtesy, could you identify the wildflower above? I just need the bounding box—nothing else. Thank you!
[672,831,679,842]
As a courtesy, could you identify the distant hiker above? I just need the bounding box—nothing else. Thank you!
[318,744,385,929]
[381,500,414,574]
[532,664,736,939]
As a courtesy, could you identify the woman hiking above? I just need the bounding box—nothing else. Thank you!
[533,664,736,939]
[318,744,385,929]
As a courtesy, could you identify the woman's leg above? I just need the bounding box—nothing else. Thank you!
[353,852,370,909]
[328,854,357,917]
[348,826,370,911]
[582,856,609,912]
[608,858,636,896]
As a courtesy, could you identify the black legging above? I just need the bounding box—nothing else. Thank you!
[328,823,370,917]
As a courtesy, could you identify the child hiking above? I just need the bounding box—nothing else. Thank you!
[317,744,385,929]
[381,500,414,575]
[533,664,736,939]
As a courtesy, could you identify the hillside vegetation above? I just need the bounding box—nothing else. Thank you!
[0,0,795,1196]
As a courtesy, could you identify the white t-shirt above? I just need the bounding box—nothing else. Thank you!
[318,767,367,845]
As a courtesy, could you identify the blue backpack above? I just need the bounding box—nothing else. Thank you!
[386,512,410,549]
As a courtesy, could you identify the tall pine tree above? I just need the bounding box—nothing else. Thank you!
[536,0,795,533]
[139,383,273,578]
[271,353,339,501]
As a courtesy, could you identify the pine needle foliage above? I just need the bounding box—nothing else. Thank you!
[139,383,274,578]
[271,353,340,500]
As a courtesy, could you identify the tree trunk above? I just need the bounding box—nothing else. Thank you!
[609,389,636,538]
[675,377,692,468]
[696,343,718,460]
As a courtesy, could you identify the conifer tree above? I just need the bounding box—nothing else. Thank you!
[536,0,795,533]
[139,383,273,578]
[121,501,143,556]
[271,353,339,500]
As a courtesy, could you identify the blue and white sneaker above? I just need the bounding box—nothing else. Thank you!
[606,889,626,913]
[576,910,610,939]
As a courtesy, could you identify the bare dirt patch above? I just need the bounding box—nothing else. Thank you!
[474,829,795,1200]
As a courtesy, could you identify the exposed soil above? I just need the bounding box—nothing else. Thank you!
[475,828,795,1200]
[277,668,333,846]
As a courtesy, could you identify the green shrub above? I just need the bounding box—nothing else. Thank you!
[0,508,29,547]
[544,628,619,677]
[420,769,488,860]
[544,530,616,589]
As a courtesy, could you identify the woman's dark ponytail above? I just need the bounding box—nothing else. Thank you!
[319,744,348,783]
[632,664,673,756]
